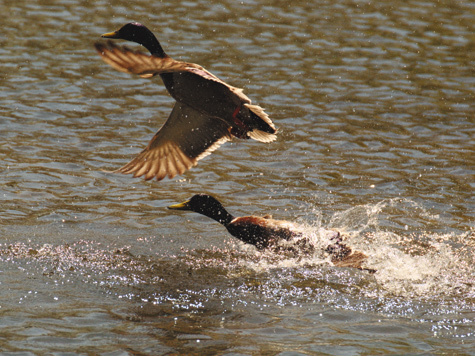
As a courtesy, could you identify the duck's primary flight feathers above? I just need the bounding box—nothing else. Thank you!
[95,41,242,90]
[94,41,182,78]
[115,102,233,181]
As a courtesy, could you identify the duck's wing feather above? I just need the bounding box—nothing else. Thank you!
[331,250,369,270]
[94,41,242,91]
[94,41,183,78]
[115,102,233,181]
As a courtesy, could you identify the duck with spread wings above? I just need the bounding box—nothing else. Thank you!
[94,22,277,181]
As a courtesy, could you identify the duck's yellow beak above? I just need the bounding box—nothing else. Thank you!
[101,31,119,39]
[168,200,191,210]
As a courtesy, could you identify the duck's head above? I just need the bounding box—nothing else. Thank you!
[101,22,151,42]
[168,194,233,225]
[168,194,222,214]
[101,22,167,57]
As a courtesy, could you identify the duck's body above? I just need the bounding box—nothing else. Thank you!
[226,215,299,250]
[168,194,372,271]
[168,193,294,249]
[94,23,276,181]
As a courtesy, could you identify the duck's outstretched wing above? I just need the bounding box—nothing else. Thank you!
[115,102,233,181]
[95,41,228,83]
[95,41,182,78]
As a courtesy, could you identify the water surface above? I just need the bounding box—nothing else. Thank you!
[1,0,474,354]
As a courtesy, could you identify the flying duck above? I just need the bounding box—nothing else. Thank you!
[94,22,277,181]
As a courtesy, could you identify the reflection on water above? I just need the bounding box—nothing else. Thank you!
[0,0,474,354]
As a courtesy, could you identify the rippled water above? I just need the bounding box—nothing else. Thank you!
[1,0,474,354]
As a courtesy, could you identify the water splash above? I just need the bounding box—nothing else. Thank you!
[319,198,473,299]
[1,198,473,314]
[215,197,475,301]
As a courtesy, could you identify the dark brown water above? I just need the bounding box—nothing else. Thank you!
[1,0,474,354]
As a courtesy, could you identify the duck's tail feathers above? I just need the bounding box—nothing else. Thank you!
[245,104,278,143]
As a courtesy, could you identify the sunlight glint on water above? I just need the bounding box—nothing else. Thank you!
[0,0,474,354]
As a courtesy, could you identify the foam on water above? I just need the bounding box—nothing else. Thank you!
[231,198,474,302]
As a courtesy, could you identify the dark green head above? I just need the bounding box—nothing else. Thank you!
[168,194,234,225]
[101,22,167,57]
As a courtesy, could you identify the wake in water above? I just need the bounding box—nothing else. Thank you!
[191,197,472,304]
[0,198,472,307]
[0,206,473,343]
[255,197,475,300]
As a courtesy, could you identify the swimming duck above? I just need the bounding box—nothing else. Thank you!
[168,194,372,270]
[94,22,277,181]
